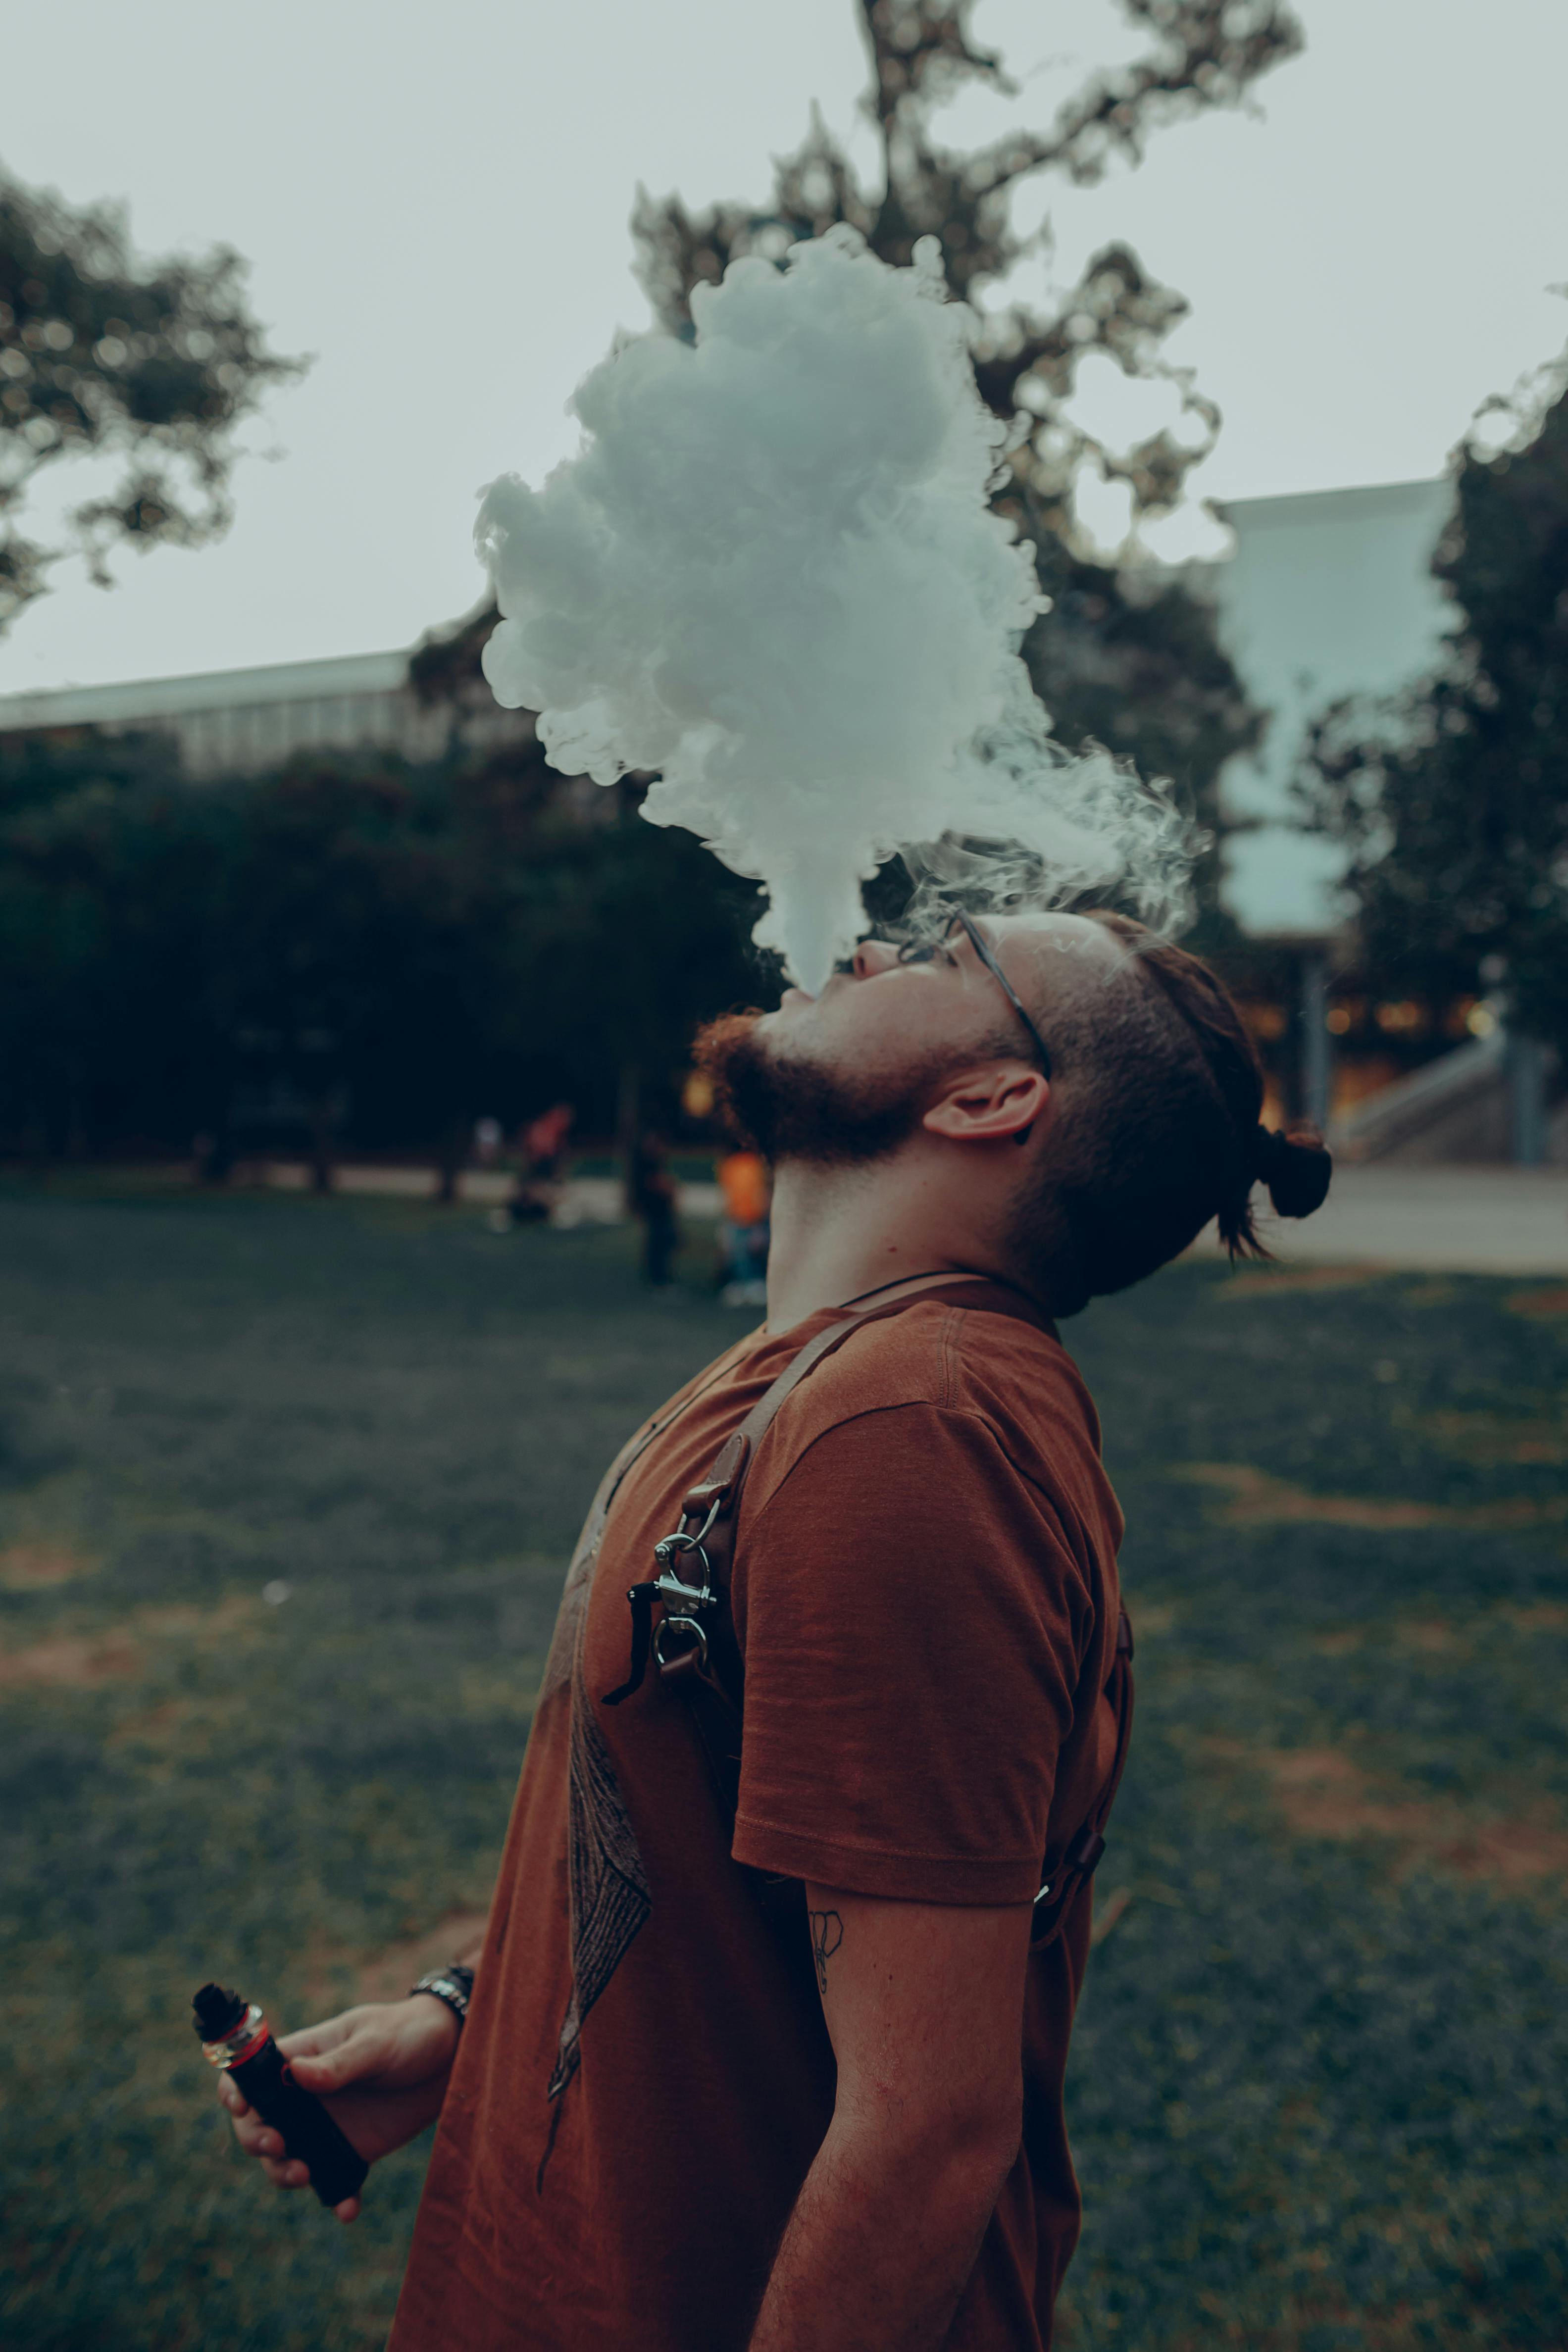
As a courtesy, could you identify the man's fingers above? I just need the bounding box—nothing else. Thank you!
[239,2115,312,2187]
[276,2009,362,2061]
[334,2195,361,2224]
[285,2044,363,2093]
[227,2105,300,2169]
[285,2016,402,2093]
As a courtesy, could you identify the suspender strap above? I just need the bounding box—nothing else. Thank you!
[681,1271,1052,1602]
[599,1269,1131,1947]
[606,1273,1049,1704]
[1027,1605,1134,1944]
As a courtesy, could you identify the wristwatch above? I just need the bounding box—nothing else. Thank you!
[408,1963,475,2025]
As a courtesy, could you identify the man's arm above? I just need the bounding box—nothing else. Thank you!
[749,1885,1032,2352]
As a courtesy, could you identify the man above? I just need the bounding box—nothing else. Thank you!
[218,909,1328,2349]
[716,1143,771,1304]
[627,1125,680,1285]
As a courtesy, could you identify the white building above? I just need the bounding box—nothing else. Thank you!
[1207,476,1456,939]
[0,645,529,775]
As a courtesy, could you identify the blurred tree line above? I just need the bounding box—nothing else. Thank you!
[0,718,762,1167]
[2,0,1315,1171]
[6,8,1562,1169]
[1307,346,1568,1060]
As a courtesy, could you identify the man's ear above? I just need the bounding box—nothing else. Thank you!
[922,1063,1050,1146]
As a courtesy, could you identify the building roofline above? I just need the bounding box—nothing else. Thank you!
[1212,476,1448,530]
[0,648,410,733]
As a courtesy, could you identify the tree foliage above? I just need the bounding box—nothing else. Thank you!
[0,729,224,1152]
[1307,350,1568,1052]
[0,164,302,632]
[0,729,762,1160]
[433,1,1299,946]
[635,0,1302,908]
[636,0,1299,535]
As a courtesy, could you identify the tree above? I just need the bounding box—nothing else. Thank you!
[0,164,302,632]
[0,729,232,1155]
[637,1,1294,519]
[629,0,1301,943]
[408,619,769,1139]
[1306,347,1568,1054]
[0,727,763,1164]
[427,4,1295,947]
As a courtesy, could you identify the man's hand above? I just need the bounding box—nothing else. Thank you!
[751,1887,1032,2352]
[216,1996,461,2224]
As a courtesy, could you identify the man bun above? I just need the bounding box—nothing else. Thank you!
[1011,912,1336,1301]
[1252,1124,1332,1220]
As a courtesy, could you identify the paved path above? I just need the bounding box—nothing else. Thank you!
[261,1160,1568,1277]
[1197,1165,1568,1277]
[261,1163,722,1220]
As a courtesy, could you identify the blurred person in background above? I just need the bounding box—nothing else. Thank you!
[627,1126,679,1285]
[498,1102,575,1229]
[717,1145,771,1306]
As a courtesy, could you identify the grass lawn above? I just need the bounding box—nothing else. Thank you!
[0,1180,1565,2350]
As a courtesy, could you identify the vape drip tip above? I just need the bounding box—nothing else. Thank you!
[195,1981,266,2069]
[193,1982,247,2041]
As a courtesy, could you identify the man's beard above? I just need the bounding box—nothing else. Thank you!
[693,1012,945,1168]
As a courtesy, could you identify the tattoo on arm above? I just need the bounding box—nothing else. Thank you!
[808,1908,843,1996]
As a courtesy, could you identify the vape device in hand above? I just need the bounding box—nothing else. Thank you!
[194,1980,368,2209]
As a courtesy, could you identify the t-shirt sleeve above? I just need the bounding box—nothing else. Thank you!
[730,1401,1094,1905]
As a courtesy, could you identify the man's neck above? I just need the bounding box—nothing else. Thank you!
[763,1155,987,1333]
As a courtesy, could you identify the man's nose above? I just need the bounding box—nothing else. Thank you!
[852,939,901,978]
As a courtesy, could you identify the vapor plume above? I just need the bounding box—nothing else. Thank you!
[477,226,1195,993]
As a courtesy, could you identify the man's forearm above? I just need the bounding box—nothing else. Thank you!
[749,2114,1015,2352]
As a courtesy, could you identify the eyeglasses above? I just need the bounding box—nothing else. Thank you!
[894,909,1053,1080]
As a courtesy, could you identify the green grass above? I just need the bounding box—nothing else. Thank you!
[0,1185,1564,2350]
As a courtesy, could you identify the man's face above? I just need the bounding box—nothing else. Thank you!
[695,911,1117,1167]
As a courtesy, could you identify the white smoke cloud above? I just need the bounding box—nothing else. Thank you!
[477,225,1195,994]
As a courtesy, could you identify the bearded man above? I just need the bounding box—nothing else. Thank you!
[218,908,1329,2351]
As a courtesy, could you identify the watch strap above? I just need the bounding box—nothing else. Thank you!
[408,1963,474,2024]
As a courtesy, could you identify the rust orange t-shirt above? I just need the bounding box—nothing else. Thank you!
[390,1292,1127,2352]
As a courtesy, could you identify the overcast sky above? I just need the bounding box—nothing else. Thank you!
[4,0,1565,697]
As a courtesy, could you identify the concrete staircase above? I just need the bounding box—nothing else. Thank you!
[1330,1029,1564,1165]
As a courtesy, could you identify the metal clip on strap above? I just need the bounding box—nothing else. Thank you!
[603,1582,660,1707]
[602,1274,1078,1744]
[1030,1821,1109,1944]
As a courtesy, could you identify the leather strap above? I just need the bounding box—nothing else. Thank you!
[662,1275,1051,1714]
[1027,1604,1134,1942]
[607,1274,1042,1729]
[686,1272,1052,1601]
[600,1270,1130,1947]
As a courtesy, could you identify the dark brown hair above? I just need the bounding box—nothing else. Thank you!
[1012,910,1329,1313]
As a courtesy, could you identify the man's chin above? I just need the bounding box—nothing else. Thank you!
[691,1012,772,1155]
[691,1010,927,1170]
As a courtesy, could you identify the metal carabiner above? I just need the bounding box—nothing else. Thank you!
[652,1532,714,1611]
[653,1612,709,1671]
[682,1492,725,1550]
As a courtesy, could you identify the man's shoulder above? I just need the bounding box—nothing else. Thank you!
[732,1297,1122,1585]
[758,1295,1102,1484]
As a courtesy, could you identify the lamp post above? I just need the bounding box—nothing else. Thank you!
[1300,951,1332,1132]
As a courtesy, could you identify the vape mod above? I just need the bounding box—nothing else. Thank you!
[194,1980,368,2209]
